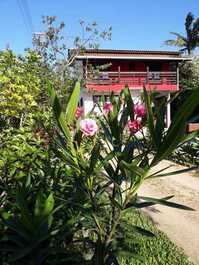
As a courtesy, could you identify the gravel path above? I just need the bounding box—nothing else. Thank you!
[138,160,199,265]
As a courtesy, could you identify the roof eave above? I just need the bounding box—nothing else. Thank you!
[75,55,192,61]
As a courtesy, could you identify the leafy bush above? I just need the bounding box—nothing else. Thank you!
[1,69,198,264]
[45,81,198,265]
[0,50,43,126]
[170,137,199,167]
[0,189,57,265]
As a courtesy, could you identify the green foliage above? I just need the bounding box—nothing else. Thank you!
[0,50,41,122]
[148,87,199,165]
[0,124,49,182]
[171,58,199,124]
[1,79,198,264]
[0,189,57,265]
[0,34,198,262]
[33,16,112,68]
[170,137,199,167]
[180,57,199,89]
[32,16,112,104]
[47,82,198,265]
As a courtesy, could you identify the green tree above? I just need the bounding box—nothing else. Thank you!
[180,56,199,89]
[0,50,45,127]
[165,12,199,54]
[32,16,112,104]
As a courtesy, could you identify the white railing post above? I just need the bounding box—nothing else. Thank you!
[177,64,179,90]
[146,66,149,85]
[118,66,120,83]
[166,93,171,128]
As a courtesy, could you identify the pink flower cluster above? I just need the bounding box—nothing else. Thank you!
[127,120,141,134]
[134,104,146,118]
[75,102,146,136]
[103,102,113,114]
[75,107,98,137]
[80,118,98,136]
[75,107,84,119]
[127,104,146,134]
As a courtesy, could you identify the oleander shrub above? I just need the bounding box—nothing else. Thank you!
[1,73,198,264]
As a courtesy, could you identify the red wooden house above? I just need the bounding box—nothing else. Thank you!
[75,49,191,127]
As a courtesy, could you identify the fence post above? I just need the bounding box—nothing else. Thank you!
[118,66,120,83]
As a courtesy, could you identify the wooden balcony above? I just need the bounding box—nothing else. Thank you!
[87,71,177,85]
[86,71,179,92]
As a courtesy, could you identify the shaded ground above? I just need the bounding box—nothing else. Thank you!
[138,160,199,265]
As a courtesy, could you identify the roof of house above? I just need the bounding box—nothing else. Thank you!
[74,49,192,61]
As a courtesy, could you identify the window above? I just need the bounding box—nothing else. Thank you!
[148,62,162,72]
[93,95,100,103]
[129,62,136,71]
[169,62,177,71]
[93,95,117,104]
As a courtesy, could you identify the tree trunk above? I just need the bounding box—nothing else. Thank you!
[92,240,106,265]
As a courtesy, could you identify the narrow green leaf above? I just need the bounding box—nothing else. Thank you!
[143,87,157,150]
[43,193,54,216]
[178,130,199,147]
[132,225,155,237]
[123,85,134,120]
[149,166,198,178]
[65,81,81,124]
[120,160,146,177]
[47,82,71,141]
[109,196,123,210]
[139,195,195,211]
[125,195,174,209]
[146,165,173,179]
[47,82,77,161]
[34,192,43,217]
[89,143,101,173]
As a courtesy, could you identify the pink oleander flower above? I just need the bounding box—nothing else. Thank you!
[80,119,98,136]
[127,120,141,134]
[75,107,84,119]
[134,104,146,118]
[103,102,113,114]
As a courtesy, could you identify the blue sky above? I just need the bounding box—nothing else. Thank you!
[0,0,199,54]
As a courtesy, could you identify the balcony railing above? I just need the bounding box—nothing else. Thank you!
[86,71,178,86]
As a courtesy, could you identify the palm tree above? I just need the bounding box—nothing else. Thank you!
[165,12,199,55]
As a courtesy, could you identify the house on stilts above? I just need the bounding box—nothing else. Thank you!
[73,49,191,127]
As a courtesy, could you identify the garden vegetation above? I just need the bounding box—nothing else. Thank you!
[0,15,198,265]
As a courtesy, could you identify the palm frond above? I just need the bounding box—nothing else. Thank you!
[164,38,186,48]
[185,12,194,33]
[193,17,199,33]
[170,32,187,42]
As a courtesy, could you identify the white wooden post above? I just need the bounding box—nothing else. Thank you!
[166,93,171,128]
[83,91,94,114]
[177,63,179,90]
[146,65,149,85]
[118,66,120,83]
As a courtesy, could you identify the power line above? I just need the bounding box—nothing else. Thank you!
[17,0,34,35]
[17,0,30,33]
[22,0,34,32]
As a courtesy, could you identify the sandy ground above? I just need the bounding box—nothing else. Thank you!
[138,160,199,265]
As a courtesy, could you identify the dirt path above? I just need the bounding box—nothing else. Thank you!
[138,160,199,265]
